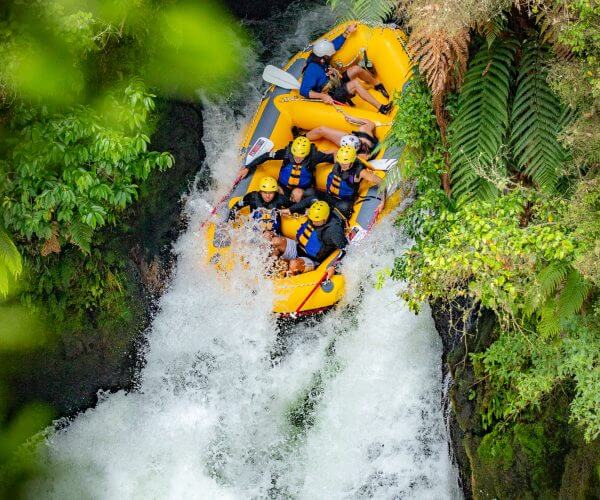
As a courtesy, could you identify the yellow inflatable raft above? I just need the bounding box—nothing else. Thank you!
[205,21,413,316]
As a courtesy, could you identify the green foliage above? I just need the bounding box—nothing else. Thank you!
[477,425,515,470]
[393,189,578,319]
[473,305,600,441]
[327,0,397,22]
[448,38,517,203]
[565,175,600,285]
[510,40,567,192]
[386,76,449,238]
[548,0,600,168]
[1,79,173,255]
[477,422,562,494]
[22,246,133,327]
[0,0,243,104]
[0,229,22,297]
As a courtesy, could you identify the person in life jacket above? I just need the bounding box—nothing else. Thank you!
[228,176,291,239]
[300,23,393,115]
[239,137,333,203]
[272,200,347,278]
[323,145,385,218]
[305,114,380,160]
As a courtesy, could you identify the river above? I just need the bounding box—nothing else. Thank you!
[28,4,461,498]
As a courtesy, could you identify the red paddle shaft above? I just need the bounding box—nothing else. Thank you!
[293,251,343,315]
[200,174,243,229]
[294,270,329,316]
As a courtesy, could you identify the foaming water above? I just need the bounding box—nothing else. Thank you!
[28,4,460,499]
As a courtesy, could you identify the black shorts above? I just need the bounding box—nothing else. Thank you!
[328,72,353,104]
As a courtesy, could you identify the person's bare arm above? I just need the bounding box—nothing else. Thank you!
[309,90,334,104]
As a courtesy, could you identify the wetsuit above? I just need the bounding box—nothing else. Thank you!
[245,142,334,199]
[295,216,347,264]
[324,159,366,218]
[228,191,291,233]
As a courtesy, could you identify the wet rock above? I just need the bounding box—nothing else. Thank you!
[432,299,600,499]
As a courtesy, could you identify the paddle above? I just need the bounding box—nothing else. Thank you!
[262,64,301,90]
[292,249,345,317]
[201,137,274,229]
[369,158,397,171]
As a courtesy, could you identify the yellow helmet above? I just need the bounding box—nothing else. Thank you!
[291,137,311,158]
[336,145,357,164]
[307,200,330,223]
[259,176,278,193]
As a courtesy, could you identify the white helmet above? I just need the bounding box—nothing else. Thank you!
[340,134,361,150]
[313,39,336,58]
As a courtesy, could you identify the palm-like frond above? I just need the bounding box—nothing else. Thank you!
[510,40,567,192]
[408,29,470,97]
[448,38,518,204]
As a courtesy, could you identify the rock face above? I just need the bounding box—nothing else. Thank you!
[0,99,206,417]
[431,300,600,499]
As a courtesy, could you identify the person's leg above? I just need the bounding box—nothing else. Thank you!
[358,119,376,136]
[346,65,377,85]
[290,188,304,203]
[346,80,383,111]
[271,236,288,257]
[306,126,346,145]
[346,65,389,99]
[288,258,306,275]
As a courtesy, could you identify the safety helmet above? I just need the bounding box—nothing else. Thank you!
[313,39,336,58]
[336,145,357,164]
[340,134,361,150]
[308,200,330,223]
[291,136,311,158]
[259,176,278,193]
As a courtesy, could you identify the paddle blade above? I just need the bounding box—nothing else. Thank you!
[369,159,397,171]
[245,137,274,165]
[262,65,301,90]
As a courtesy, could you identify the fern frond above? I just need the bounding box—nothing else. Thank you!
[69,222,93,254]
[537,269,591,337]
[41,222,61,257]
[476,13,507,48]
[328,0,397,23]
[524,262,570,316]
[449,38,518,204]
[408,29,470,97]
[510,40,567,192]
[555,269,592,322]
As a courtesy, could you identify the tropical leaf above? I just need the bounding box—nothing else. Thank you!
[449,38,518,204]
[0,229,23,297]
[510,40,567,192]
[328,0,397,23]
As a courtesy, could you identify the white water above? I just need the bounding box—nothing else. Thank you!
[28,5,460,499]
